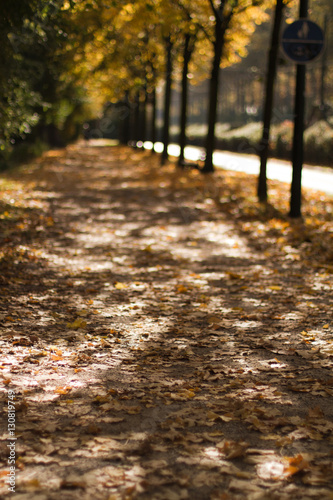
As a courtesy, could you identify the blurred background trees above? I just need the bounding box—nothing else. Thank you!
[1,0,332,168]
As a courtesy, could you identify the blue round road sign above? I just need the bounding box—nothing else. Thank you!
[282,19,324,64]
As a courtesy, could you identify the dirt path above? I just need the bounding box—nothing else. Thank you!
[0,141,333,500]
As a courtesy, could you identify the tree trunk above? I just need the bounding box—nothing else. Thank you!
[161,36,173,165]
[202,23,224,173]
[120,90,130,145]
[178,33,195,167]
[289,0,308,218]
[133,91,140,147]
[151,87,157,153]
[140,86,147,145]
[257,0,285,202]
[289,63,306,217]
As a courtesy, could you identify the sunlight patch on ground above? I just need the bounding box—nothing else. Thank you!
[233,320,262,329]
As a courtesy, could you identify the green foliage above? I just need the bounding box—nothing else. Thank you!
[0,0,91,167]
[179,121,262,152]
[221,122,263,151]
[270,120,294,159]
[304,121,333,165]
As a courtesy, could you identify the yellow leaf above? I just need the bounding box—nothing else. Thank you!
[67,318,87,329]
[55,386,72,395]
[207,411,220,420]
[114,282,128,289]
[77,309,88,317]
[283,454,309,477]
[269,286,282,291]
[24,479,40,488]
[51,355,63,361]
[183,390,196,398]
[94,395,110,403]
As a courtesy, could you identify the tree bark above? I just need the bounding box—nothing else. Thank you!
[120,90,130,145]
[257,0,285,202]
[133,91,140,147]
[289,63,306,217]
[289,0,309,218]
[161,36,173,165]
[140,85,147,144]
[178,33,195,167]
[202,23,224,173]
[150,87,157,153]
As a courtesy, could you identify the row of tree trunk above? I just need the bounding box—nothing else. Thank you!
[120,0,308,218]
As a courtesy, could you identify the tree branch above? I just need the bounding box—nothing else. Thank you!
[208,0,218,17]
[170,0,213,42]
[212,0,225,23]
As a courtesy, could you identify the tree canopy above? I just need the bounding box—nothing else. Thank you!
[1,0,332,168]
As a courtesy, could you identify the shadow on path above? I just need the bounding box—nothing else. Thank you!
[0,142,332,500]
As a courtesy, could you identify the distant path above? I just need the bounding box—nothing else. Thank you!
[150,142,333,196]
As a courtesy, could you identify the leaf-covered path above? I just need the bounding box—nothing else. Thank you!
[1,141,333,500]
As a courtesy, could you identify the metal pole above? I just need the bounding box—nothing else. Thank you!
[289,0,309,218]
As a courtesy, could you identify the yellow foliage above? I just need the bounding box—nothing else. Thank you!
[62,0,276,106]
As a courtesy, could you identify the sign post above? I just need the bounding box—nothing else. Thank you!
[281,1,324,217]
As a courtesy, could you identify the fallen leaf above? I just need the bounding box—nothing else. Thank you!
[55,386,72,395]
[67,318,87,329]
[114,282,128,289]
